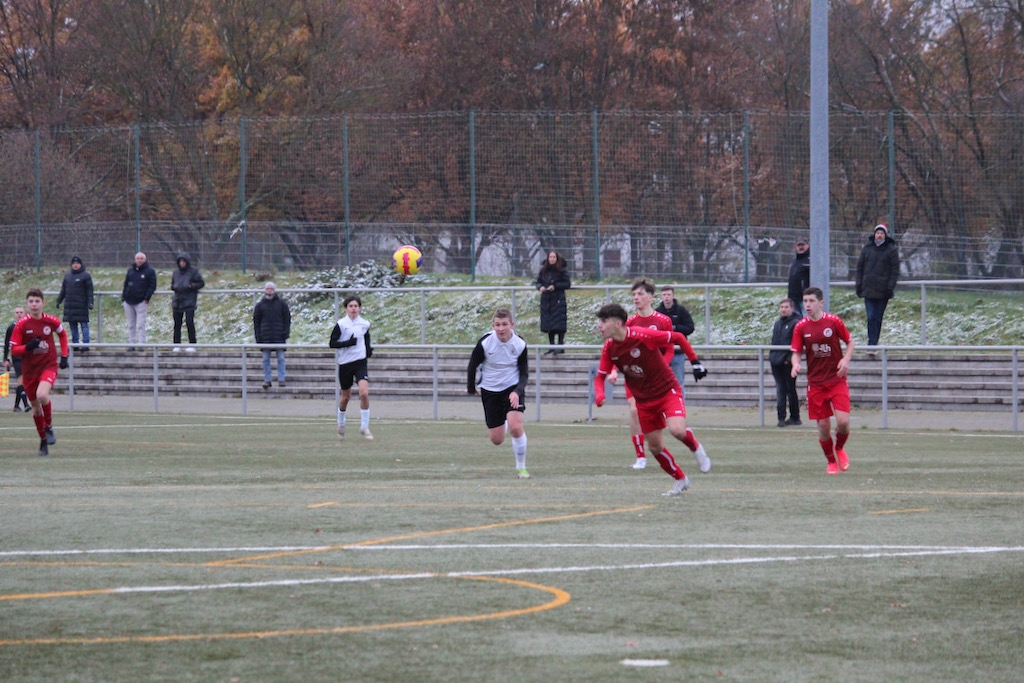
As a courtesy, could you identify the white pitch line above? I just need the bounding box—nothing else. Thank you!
[103,573,435,595]
[0,546,331,558]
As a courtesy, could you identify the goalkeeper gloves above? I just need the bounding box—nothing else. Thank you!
[25,338,41,351]
[59,356,69,370]
[692,360,708,381]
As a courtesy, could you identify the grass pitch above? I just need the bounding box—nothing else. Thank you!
[1,411,1023,682]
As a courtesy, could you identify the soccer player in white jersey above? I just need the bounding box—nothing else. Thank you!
[329,296,374,440]
[467,307,531,479]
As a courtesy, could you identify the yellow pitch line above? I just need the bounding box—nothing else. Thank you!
[0,576,570,647]
[870,507,931,515]
[208,506,653,566]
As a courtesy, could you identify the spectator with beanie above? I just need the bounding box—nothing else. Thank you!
[253,282,291,389]
[855,223,900,348]
[121,252,157,350]
[56,256,94,353]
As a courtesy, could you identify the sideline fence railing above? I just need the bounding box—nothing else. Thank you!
[61,342,1023,432]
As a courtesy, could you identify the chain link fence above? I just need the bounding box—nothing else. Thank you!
[1,111,1022,281]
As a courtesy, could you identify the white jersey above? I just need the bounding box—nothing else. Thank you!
[334,314,371,365]
[471,330,528,392]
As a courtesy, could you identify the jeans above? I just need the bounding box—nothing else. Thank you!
[68,321,90,345]
[771,363,800,422]
[173,310,196,344]
[124,301,148,345]
[864,297,889,347]
[668,353,687,398]
[262,348,286,382]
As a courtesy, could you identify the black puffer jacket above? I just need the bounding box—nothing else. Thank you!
[536,260,571,334]
[170,252,205,312]
[855,235,900,300]
[253,294,291,344]
[56,257,94,323]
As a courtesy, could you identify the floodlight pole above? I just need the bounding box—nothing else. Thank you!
[810,0,831,309]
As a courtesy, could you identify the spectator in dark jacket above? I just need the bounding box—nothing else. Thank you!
[655,285,696,394]
[56,256,94,351]
[855,223,900,348]
[787,237,811,316]
[170,251,205,350]
[770,298,803,427]
[253,282,291,389]
[4,305,30,410]
[536,250,571,354]
[121,252,158,350]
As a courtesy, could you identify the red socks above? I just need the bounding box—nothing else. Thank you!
[654,449,686,479]
[42,401,52,428]
[835,431,849,451]
[682,428,699,452]
[819,438,836,463]
[33,413,46,439]
[632,434,645,459]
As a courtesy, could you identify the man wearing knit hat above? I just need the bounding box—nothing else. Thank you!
[855,223,900,348]
[253,282,291,389]
[55,256,94,353]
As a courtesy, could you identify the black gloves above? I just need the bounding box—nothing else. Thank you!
[25,338,41,351]
[692,360,708,381]
[59,356,69,370]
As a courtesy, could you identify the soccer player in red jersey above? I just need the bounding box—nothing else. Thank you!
[617,279,676,471]
[9,288,69,456]
[790,287,855,474]
[593,303,709,495]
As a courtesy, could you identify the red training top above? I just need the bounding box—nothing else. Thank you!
[10,314,68,376]
[790,312,851,388]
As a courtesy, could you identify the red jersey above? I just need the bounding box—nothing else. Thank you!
[626,310,674,363]
[10,314,68,374]
[596,326,683,403]
[791,312,851,388]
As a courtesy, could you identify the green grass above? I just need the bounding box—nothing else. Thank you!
[2,412,1023,681]
[3,263,1024,348]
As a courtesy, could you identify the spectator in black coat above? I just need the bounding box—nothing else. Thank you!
[4,305,29,410]
[536,250,571,354]
[56,256,94,351]
[121,252,158,350]
[170,251,205,350]
[770,298,803,427]
[253,282,291,389]
[655,285,696,394]
[855,223,900,348]
[787,237,811,316]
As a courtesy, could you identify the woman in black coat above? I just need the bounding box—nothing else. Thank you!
[535,250,571,354]
[56,256,94,349]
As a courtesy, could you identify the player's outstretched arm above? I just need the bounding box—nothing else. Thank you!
[669,331,699,362]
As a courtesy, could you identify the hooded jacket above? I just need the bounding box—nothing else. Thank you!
[56,256,94,323]
[855,231,900,300]
[170,252,205,312]
[122,257,158,306]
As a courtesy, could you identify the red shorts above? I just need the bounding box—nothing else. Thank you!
[635,389,687,434]
[806,380,851,420]
[23,366,59,402]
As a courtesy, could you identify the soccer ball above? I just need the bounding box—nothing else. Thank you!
[393,245,423,276]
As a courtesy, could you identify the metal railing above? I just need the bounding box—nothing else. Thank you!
[62,342,1023,432]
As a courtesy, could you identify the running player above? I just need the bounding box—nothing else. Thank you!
[467,307,531,479]
[329,295,374,440]
[9,289,69,456]
[790,287,855,474]
[594,303,709,495]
